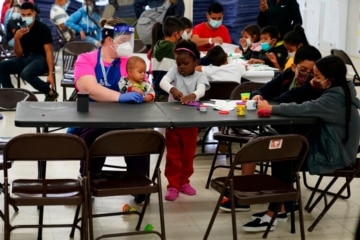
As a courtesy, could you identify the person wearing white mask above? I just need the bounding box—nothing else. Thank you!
[0,2,58,101]
[72,17,149,205]
[191,2,231,51]
[50,0,73,42]
[179,16,192,40]
[5,4,21,47]
[65,0,101,47]
[235,24,262,59]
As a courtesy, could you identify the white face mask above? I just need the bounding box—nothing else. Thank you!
[245,38,252,47]
[288,51,296,58]
[181,30,192,40]
[115,42,133,57]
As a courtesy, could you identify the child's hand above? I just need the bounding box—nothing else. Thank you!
[212,36,224,45]
[170,87,183,101]
[239,38,247,48]
[266,52,277,63]
[248,58,265,64]
[257,99,272,112]
[143,94,154,103]
[180,93,196,104]
[131,87,144,95]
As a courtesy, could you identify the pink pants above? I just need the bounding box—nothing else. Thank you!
[165,127,198,190]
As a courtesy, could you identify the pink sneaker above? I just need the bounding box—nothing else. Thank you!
[180,183,196,195]
[165,187,179,201]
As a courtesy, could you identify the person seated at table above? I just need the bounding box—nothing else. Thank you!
[247,25,287,69]
[273,24,309,71]
[195,45,245,83]
[118,56,155,103]
[220,45,322,212]
[65,0,101,47]
[72,17,148,205]
[151,16,184,102]
[243,55,360,232]
[191,2,231,52]
[159,39,210,201]
[235,24,261,59]
[179,16,192,40]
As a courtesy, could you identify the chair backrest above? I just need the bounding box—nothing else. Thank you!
[3,133,88,175]
[62,41,97,75]
[331,49,360,84]
[0,88,37,111]
[201,81,240,101]
[88,129,165,178]
[233,134,309,173]
[229,82,264,100]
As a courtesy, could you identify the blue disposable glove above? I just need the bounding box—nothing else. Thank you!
[118,92,144,103]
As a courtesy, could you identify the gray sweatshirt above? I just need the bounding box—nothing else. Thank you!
[272,81,360,170]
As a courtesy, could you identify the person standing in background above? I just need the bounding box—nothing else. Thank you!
[257,0,302,39]
[133,0,184,19]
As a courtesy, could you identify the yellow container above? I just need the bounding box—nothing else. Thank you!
[236,102,246,116]
[241,92,250,101]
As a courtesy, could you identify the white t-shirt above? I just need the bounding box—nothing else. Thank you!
[201,61,246,83]
[50,5,71,41]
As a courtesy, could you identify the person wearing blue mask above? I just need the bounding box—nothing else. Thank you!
[5,4,21,47]
[247,25,288,69]
[50,0,73,42]
[191,2,231,51]
[65,0,101,47]
[0,2,58,101]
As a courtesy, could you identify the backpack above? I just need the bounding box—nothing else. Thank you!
[136,0,171,45]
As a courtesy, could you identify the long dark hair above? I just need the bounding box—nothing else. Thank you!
[316,55,350,144]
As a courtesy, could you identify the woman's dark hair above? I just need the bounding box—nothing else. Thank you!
[206,45,227,66]
[174,39,200,60]
[284,24,309,47]
[151,22,164,49]
[316,55,350,144]
[242,24,261,42]
[179,16,192,29]
[261,25,280,40]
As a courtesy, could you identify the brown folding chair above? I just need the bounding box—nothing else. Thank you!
[204,134,309,240]
[331,49,360,86]
[304,157,360,232]
[3,133,89,240]
[198,81,240,154]
[0,88,38,219]
[61,41,97,101]
[85,129,166,240]
[205,82,265,188]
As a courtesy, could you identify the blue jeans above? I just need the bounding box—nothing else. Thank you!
[0,55,50,94]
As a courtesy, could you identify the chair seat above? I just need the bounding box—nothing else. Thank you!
[91,171,157,196]
[61,79,75,87]
[11,179,83,205]
[211,174,299,205]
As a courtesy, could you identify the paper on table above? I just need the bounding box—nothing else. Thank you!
[203,99,239,111]
[219,43,240,53]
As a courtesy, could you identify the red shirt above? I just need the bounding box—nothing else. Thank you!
[192,22,231,51]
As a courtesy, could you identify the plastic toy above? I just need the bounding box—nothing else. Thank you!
[144,224,154,232]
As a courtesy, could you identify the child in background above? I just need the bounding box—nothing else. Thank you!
[196,45,245,83]
[281,25,309,70]
[235,24,261,59]
[118,56,155,103]
[248,26,288,69]
[160,39,210,201]
[152,16,184,102]
[179,16,192,40]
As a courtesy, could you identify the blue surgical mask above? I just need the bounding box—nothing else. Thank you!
[11,12,21,20]
[261,42,271,51]
[209,19,222,29]
[21,16,34,26]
